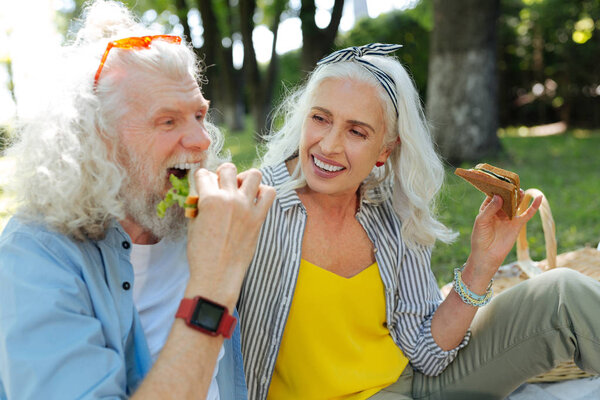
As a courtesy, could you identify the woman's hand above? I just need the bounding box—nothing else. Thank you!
[463,191,542,292]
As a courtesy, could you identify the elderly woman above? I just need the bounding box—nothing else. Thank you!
[237,44,600,400]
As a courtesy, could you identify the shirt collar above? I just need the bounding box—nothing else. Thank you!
[271,162,303,212]
[95,219,133,249]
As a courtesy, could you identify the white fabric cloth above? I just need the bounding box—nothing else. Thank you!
[131,239,223,400]
[508,377,600,400]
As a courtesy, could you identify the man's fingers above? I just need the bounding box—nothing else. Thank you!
[238,169,262,199]
[254,184,276,216]
[217,163,238,191]
[192,168,219,199]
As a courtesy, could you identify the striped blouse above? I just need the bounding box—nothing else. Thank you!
[238,162,470,400]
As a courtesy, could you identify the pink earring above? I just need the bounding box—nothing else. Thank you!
[375,161,385,167]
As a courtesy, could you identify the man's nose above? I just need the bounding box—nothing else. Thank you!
[181,120,211,152]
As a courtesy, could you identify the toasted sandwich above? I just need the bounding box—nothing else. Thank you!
[454,163,520,218]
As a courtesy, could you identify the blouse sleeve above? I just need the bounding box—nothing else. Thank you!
[391,244,470,376]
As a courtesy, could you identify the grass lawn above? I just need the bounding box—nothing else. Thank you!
[2,128,598,286]
[433,129,600,284]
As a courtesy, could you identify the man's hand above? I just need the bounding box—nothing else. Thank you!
[185,163,276,309]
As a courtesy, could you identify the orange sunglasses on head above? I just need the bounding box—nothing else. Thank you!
[93,35,182,90]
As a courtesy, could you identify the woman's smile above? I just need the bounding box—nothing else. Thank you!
[311,154,346,177]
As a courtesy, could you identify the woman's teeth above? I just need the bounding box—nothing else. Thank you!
[313,156,344,172]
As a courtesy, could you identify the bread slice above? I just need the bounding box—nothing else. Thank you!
[454,163,520,218]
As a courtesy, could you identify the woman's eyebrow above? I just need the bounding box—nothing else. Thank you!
[311,106,375,133]
[347,119,375,133]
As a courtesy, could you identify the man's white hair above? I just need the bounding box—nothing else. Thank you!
[260,56,457,248]
[4,0,225,240]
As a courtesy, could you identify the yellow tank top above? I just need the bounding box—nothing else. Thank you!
[267,259,409,400]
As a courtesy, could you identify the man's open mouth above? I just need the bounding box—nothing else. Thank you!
[167,162,203,180]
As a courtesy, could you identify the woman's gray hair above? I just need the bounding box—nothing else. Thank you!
[4,0,225,240]
[260,56,456,248]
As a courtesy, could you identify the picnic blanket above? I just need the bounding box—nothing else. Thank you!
[508,377,600,399]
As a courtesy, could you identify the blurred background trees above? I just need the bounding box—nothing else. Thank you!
[1,0,599,273]
[1,0,599,161]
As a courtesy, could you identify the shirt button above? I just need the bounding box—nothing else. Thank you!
[122,281,131,290]
[122,241,131,249]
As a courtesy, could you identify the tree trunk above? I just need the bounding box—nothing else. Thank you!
[300,0,345,71]
[196,0,245,130]
[239,0,265,138]
[426,0,501,164]
[239,0,285,139]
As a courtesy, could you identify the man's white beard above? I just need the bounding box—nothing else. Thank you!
[119,149,188,241]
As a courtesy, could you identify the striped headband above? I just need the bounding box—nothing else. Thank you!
[317,43,403,116]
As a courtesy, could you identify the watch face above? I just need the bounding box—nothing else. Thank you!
[191,299,225,332]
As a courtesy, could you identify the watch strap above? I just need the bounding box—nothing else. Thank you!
[175,297,196,319]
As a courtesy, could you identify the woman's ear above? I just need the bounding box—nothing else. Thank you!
[376,137,400,164]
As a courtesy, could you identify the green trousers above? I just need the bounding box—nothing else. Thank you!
[370,268,600,400]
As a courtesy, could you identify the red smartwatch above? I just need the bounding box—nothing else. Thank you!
[175,296,237,338]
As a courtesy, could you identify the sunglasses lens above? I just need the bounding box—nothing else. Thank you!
[94,35,181,90]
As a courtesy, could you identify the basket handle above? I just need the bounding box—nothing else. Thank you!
[516,188,557,270]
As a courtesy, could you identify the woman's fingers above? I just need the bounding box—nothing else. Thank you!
[518,194,543,224]
[479,195,504,220]
[479,195,493,212]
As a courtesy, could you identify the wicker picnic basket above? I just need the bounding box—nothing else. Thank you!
[493,188,600,383]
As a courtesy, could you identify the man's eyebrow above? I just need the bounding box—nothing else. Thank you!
[152,107,182,116]
[312,106,375,133]
[311,106,332,117]
[152,100,210,116]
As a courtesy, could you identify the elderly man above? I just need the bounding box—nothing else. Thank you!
[0,1,274,399]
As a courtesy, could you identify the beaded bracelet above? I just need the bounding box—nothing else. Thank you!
[452,265,493,307]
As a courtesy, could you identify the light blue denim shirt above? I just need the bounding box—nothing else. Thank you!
[0,217,247,399]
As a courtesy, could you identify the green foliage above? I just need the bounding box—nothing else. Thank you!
[498,0,600,127]
[337,6,431,98]
[222,116,263,170]
[404,0,433,31]
[275,49,303,103]
[258,0,289,27]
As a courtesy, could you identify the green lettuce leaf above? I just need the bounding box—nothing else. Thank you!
[156,174,192,218]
